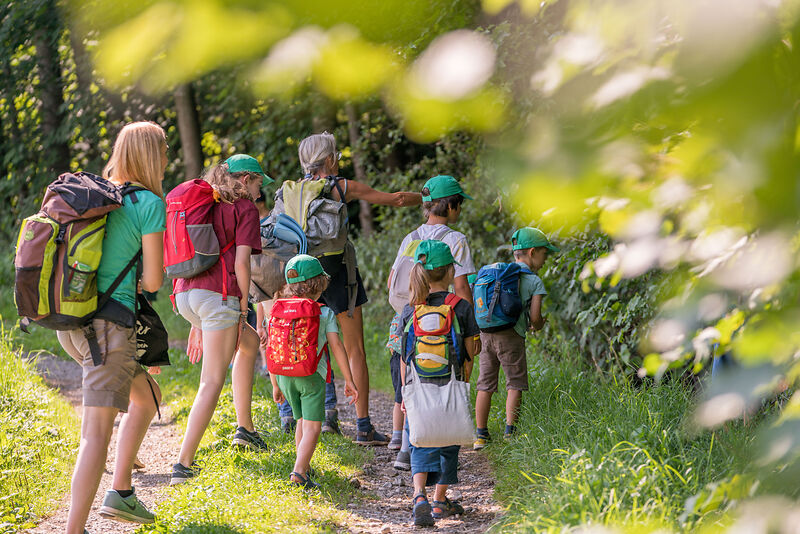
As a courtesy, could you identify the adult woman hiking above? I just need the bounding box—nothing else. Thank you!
[294,131,421,444]
[57,121,167,533]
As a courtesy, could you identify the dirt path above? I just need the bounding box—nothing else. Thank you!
[337,381,503,533]
[23,352,501,533]
[23,352,180,534]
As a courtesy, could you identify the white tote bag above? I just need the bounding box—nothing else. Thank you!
[402,364,475,448]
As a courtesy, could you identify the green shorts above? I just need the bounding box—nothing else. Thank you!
[275,373,326,422]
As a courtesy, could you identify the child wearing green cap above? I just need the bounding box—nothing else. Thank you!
[170,155,272,485]
[473,227,558,449]
[267,255,358,489]
[386,174,477,470]
[393,240,480,526]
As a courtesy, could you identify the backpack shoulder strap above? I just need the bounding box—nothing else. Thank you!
[434,225,453,241]
[444,293,463,308]
[119,183,148,204]
[325,175,347,203]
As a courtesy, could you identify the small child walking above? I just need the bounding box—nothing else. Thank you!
[474,227,558,448]
[267,254,358,488]
[395,240,480,526]
[387,174,477,470]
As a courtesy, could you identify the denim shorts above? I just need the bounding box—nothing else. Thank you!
[407,421,460,485]
[176,289,241,331]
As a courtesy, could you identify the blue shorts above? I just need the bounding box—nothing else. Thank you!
[407,420,460,486]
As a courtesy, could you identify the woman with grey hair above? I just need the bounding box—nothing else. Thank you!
[295,131,421,445]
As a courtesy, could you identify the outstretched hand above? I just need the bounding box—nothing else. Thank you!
[187,326,203,364]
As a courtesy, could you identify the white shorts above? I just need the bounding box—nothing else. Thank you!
[175,289,240,331]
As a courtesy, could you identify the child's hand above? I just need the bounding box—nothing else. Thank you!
[344,381,358,405]
[257,324,268,347]
[272,386,285,405]
[400,399,406,413]
[147,366,162,375]
[187,326,203,364]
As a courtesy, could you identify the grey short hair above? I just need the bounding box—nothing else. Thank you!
[298,132,336,175]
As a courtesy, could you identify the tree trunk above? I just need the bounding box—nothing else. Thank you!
[33,25,70,174]
[345,102,374,237]
[311,91,336,132]
[174,83,203,180]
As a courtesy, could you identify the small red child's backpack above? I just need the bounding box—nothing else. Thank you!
[266,297,330,379]
[164,179,234,294]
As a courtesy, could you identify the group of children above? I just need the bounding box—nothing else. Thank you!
[261,173,558,526]
[380,175,557,526]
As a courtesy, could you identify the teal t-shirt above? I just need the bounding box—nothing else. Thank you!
[97,189,166,312]
[316,306,339,379]
[513,261,547,338]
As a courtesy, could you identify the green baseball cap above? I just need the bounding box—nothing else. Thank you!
[285,254,328,283]
[511,227,560,253]
[414,240,461,270]
[421,175,473,202]
[225,154,274,188]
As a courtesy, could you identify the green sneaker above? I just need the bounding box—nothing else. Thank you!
[98,488,155,524]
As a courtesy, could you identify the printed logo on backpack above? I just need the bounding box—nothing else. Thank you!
[403,294,462,379]
[473,262,532,332]
[265,297,331,379]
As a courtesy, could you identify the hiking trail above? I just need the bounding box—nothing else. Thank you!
[25,352,502,533]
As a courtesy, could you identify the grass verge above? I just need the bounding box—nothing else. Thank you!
[0,328,79,532]
[141,349,371,533]
[484,341,763,532]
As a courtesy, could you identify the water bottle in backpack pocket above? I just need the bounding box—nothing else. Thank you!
[473,262,532,332]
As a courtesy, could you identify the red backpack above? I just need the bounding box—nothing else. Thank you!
[266,297,331,379]
[164,179,234,295]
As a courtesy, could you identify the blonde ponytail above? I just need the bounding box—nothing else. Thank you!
[409,262,431,305]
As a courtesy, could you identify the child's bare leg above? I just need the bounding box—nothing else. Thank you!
[293,419,321,475]
[433,484,448,502]
[231,325,259,431]
[506,389,522,425]
[295,417,304,450]
[413,472,428,496]
[178,324,237,467]
[475,390,493,429]
[392,402,403,432]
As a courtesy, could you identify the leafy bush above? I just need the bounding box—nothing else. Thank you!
[0,330,79,532]
[537,218,668,373]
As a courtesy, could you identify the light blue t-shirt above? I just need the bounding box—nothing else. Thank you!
[315,306,339,379]
[513,261,547,338]
[97,189,166,312]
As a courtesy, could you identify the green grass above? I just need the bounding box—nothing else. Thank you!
[141,349,372,533]
[0,327,80,533]
[484,341,763,532]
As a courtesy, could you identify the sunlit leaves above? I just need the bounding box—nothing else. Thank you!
[312,27,398,100]
[91,1,291,92]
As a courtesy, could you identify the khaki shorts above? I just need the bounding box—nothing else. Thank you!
[57,319,144,412]
[175,289,241,331]
[476,329,528,392]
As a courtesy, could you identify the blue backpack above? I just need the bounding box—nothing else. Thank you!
[473,262,532,332]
